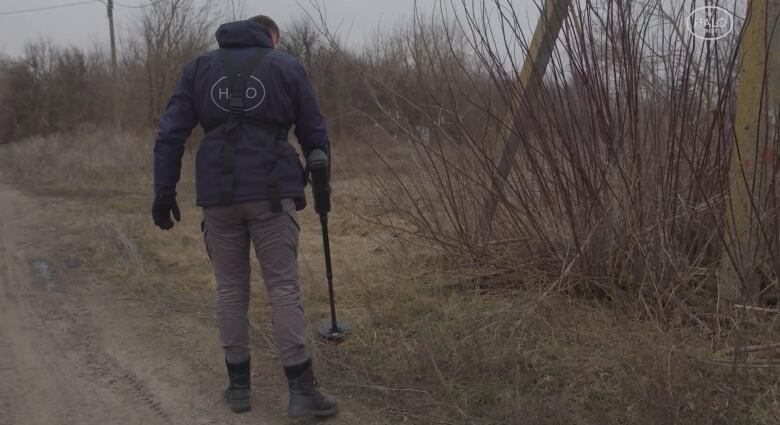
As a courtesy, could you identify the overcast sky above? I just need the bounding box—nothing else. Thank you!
[0,0,416,56]
[0,0,540,57]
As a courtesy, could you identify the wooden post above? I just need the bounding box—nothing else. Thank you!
[107,0,121,135]
[720,0,779,304]
[474,0,572,243]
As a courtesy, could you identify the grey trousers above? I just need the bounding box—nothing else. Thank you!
[202,198,308,366]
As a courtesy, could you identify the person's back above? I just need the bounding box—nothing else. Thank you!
[154,18,328,209]
[151,16,338,419]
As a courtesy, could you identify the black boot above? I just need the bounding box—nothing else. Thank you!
[284,359,339,418]
[224,358,251,413]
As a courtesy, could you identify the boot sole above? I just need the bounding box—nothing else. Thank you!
[311,405,339,417]
[230,402,251,414]
[224,389,251,413]
[288,404,339,418]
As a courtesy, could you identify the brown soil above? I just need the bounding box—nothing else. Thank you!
[0,184,381,425]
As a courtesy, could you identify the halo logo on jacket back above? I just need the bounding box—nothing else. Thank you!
[210,75,267,112]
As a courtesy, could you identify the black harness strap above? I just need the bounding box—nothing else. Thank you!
[218,48,285,210]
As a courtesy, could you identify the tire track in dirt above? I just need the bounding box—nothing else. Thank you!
[0,187,169,425]
[64,301,171,422]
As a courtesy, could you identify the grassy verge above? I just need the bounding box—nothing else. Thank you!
[2,130,778,424]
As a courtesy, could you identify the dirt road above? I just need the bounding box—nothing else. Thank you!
[0,185,372,425]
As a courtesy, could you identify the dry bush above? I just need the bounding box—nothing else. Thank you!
[0,128,154,194]
[0,1,241,139]
[0,1,393,142]
[301,0,780,422]
[312,0,777,322]
[279,17,371,139]
[0,41,112,142]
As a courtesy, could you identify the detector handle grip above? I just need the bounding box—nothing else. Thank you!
[307,149,331,215]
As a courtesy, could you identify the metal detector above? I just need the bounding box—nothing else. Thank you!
[307,149,351,341]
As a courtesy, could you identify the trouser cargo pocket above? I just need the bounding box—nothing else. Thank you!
[201,219,213,261]
[285,209,300,232]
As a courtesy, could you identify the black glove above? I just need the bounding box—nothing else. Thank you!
[152,194,181,230]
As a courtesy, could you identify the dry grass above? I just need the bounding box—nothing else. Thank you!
[1,130,779,424]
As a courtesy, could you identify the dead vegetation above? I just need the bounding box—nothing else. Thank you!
[2,127,778,424]
[1,0,780,424]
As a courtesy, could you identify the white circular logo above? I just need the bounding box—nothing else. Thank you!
[686,6,734,41]
[210,76,267,112]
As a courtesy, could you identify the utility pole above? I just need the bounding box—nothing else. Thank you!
[473,0,572,243]
[106,0,121,135]
[720,0,780,304]
[107,0,118,75]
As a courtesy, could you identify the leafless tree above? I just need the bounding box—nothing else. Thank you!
[131,0,221,123]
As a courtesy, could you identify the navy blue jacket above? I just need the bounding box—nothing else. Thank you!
[153,20,329,208]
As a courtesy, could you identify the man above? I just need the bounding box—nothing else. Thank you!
[151,15,337,418]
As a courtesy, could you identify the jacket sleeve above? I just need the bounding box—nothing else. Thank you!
[287,62,329,159]
[153,60,198,196]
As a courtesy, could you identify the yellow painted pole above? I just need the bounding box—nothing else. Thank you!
[720,0,776,304]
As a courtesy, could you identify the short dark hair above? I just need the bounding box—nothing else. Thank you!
[250,15,280,38]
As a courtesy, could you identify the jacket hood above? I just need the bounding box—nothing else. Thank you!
[215,20,274,48]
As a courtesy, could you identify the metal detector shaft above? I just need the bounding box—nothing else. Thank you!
[319,213,339,333]
[309,149,350,341]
